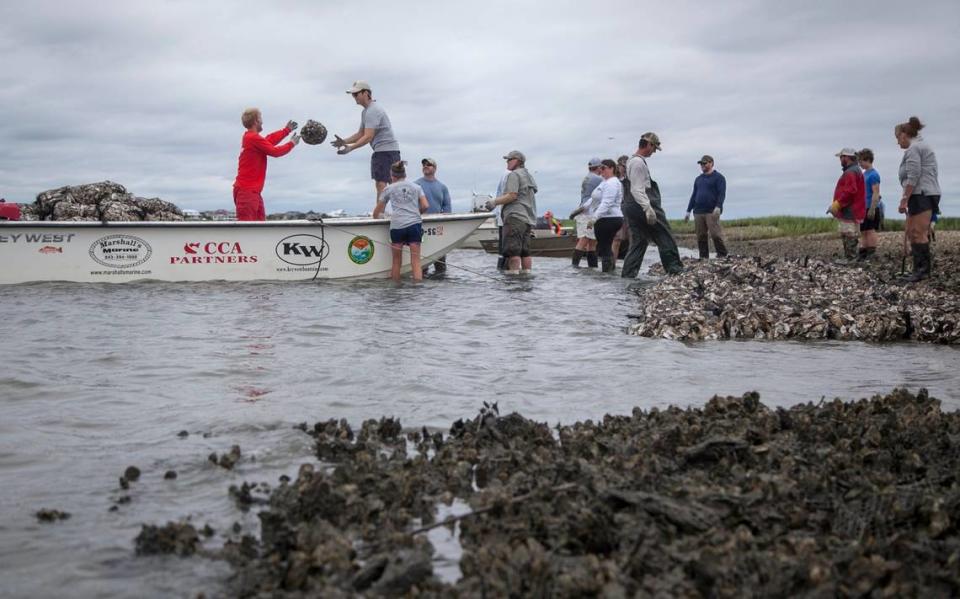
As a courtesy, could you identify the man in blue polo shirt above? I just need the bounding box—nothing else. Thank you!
[684,154,728,259]
[414,157,452,276]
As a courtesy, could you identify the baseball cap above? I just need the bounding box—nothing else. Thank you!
[503,150,526,162]
[697,155,714,164]
[835,147,857,157]
[421,157,437,167]
[346,80,372,94]
[587,157,602,168]
[640,132,662,151]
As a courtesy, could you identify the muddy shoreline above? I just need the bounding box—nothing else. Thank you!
[133,389,960,597]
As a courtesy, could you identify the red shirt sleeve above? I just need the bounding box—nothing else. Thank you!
[249,133,294,158]
[834,172,857,208]
[264,127,290,145]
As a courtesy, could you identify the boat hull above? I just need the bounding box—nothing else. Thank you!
[0,214,488,283]
[479,231,578,258]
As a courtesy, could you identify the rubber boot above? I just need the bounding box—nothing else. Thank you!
[697,238,709,260]
[713,237,728,258]
[601,256,615,273]
[856,247,868,262]
[586,251,598,268]
[907,243,930,282]
[496,256,506,270]
[571,249,584,267]
[842,236,858,261]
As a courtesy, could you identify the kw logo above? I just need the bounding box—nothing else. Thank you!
[276,234,329,266]
[283,242,324,257]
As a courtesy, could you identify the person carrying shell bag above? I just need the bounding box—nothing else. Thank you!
[827,148,865,262]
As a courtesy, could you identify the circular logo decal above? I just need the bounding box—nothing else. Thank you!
[89,234,152,268]
[348,236,374,265]
[276,234,329,266]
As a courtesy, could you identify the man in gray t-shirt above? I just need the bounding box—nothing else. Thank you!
[332,80,402,211]
[484,150,538,274]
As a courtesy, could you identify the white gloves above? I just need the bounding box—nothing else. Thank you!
[484,199,497,211]
[286,120,298,131]
[291,133,301,146]
[644,206,657,225]
[713,206,721,215]
[684,212,691,222]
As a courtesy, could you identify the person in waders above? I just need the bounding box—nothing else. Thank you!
[621,132,683,278]
[827,148,865,263]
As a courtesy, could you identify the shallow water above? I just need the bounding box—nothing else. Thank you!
[1,248,957,598]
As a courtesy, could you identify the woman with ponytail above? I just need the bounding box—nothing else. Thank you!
[895,116,941,281]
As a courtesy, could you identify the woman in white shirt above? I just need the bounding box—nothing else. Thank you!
[591,159,624,273]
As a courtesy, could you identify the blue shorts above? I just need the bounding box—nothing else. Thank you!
[371,151,402,183]
[390,222,423,246]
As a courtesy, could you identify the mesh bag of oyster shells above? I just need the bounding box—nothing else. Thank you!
[300,120,328,145]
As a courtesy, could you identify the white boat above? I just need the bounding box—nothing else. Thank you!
[461,217,499,249]
[0,213,488,284]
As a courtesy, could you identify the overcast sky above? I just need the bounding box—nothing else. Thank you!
[1,0,957,218]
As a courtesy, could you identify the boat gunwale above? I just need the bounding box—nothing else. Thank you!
[0,212,492,229]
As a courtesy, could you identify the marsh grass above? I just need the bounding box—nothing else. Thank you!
[669,216,957,239]
[560,215,955,240]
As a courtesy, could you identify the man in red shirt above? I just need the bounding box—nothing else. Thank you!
[827,147,866,262]
[233,108,300,221]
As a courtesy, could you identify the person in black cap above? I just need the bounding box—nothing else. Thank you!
[415,157,452,276]
[684,155,728,259]
[621,132,683,277]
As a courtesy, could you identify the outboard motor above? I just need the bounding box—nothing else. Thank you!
[0,199,21,221]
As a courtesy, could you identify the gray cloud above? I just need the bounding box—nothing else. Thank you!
[1,0,957,218]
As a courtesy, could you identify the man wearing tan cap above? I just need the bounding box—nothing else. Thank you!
[622,132,683,277]
[331,81,401,209]
[485,151,538,274]
[827,147,866,261]
[684,155,728,259]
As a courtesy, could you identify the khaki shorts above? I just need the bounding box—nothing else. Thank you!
[837,219,858,236]
[503,216,532,258]
[575,214,596,240]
